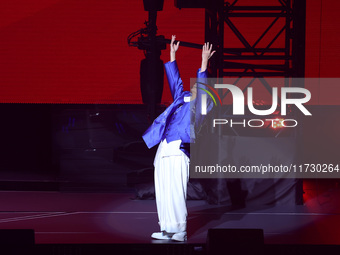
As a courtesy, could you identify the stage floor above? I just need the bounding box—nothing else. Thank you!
[0,183,339,245]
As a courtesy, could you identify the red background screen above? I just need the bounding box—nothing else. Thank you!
[0,0,339,104]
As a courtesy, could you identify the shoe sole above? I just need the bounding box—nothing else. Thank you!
[151,234,171,240]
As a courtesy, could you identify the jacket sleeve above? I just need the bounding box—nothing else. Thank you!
[194,68,214,129]
[164,60,184,101]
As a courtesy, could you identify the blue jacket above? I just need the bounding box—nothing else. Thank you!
[142,60,211,155]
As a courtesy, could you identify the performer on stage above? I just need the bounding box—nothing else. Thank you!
[142,35,215,242]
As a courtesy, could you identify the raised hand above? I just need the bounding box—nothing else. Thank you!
[170,35,180,62]
[201,42,215,72]
[202,42,215,62]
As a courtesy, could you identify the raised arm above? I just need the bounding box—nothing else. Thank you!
[164,35,184,100]
[194,42,216,98]
[194,42,215,129]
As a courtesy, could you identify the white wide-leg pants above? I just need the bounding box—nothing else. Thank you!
[154,139,189,233]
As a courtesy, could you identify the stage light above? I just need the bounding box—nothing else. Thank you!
[271,118,285,129]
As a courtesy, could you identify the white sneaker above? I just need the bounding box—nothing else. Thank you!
[151,232,171,240]
[171,231,187,242]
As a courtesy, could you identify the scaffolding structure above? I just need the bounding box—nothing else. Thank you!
[204,0,306,79]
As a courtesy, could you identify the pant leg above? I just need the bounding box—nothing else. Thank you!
[154,143,189,233]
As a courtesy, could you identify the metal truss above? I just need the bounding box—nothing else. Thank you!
[205,0,306,79]
[171,0,306,204]
[174,0,306,140]
[204,0,306,139]
[203,0,306,204]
